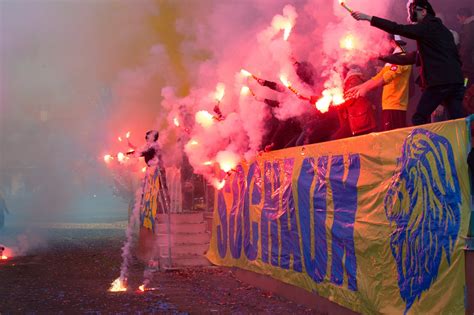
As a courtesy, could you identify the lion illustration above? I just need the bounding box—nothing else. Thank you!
[384,129,462,313]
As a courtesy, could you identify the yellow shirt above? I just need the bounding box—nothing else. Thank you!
[372,63,412,111]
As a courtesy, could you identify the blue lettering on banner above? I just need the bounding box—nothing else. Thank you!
[215,154,361,291]
[278,158,302,272]
[329,154,360,291]
[297,157,329,283]
[243,163,260,261]
[261,161,281,266]
[229,165,244,259]
[216,186,228,258]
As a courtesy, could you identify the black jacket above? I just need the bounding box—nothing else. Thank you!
[371,15,464,88]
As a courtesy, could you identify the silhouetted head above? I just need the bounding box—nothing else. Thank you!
[145,130,159,143]
[407,0,435,23]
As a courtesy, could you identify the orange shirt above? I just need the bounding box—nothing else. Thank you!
[372,63,412,111]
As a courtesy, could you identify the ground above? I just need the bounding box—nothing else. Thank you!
[0,225,316,314]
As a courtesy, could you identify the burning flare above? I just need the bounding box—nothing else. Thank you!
[138,284,158,292]
[339,0,354,14]
[315,88,345,113]
[216,151,240,173]
[109,277,127,292]
[104,154,113,163]
[195,111,215,128]
[214,83,226,102]
[213,179,226,190]
[1,255,8,260]
[117,152,125,163]
[340,34,356,50]
[279,74,291,87]
[283,22,293,41]
[271,7,296,41]
[173,117,180,127]
[126,131,131,138]
[279,74,304,98]
[240,86,250,96]
[240,69,252,78]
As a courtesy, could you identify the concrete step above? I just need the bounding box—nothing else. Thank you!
[155,222,206,234]
[156,232,210,245]
[156,212,204,224]
[159,254,211,268]
[159,243,209,256]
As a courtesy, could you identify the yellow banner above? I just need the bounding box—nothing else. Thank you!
[140,166,165,232]
[206,119,472,314]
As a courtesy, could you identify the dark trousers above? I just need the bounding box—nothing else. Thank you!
[382,109,406,131]
[412,84,466,126]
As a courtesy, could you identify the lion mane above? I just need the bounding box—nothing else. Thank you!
[384,129,461,313]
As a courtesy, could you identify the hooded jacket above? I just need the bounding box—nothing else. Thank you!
[370,15,464,88]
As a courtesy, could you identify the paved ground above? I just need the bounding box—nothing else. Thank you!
[0,225,315,314]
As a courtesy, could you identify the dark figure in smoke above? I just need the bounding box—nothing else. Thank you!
[0,189,9,229]
[127,130,169,211]
[457,7,474,90]
[457,7,474,115]
[352,0,466,126]
[384,129,461,313]
[128,130,164,168]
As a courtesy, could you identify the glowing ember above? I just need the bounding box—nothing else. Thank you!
[195,111,215,128]
[126,131,131,138]
[104,154,113,163]
[214,83,226,102]
[118,136,123,142]
[173,117,180,127]
[117,152,125,162]
[240,69,252,77]
[138,285,158,292]
[109,277,127,292]
[340,34,356,50]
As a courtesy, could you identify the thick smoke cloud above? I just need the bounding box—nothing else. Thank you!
[0,0,471,242]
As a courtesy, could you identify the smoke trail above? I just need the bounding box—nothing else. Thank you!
[117,172,146,283]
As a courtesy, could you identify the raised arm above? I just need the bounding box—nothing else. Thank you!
[351,12,429,40]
